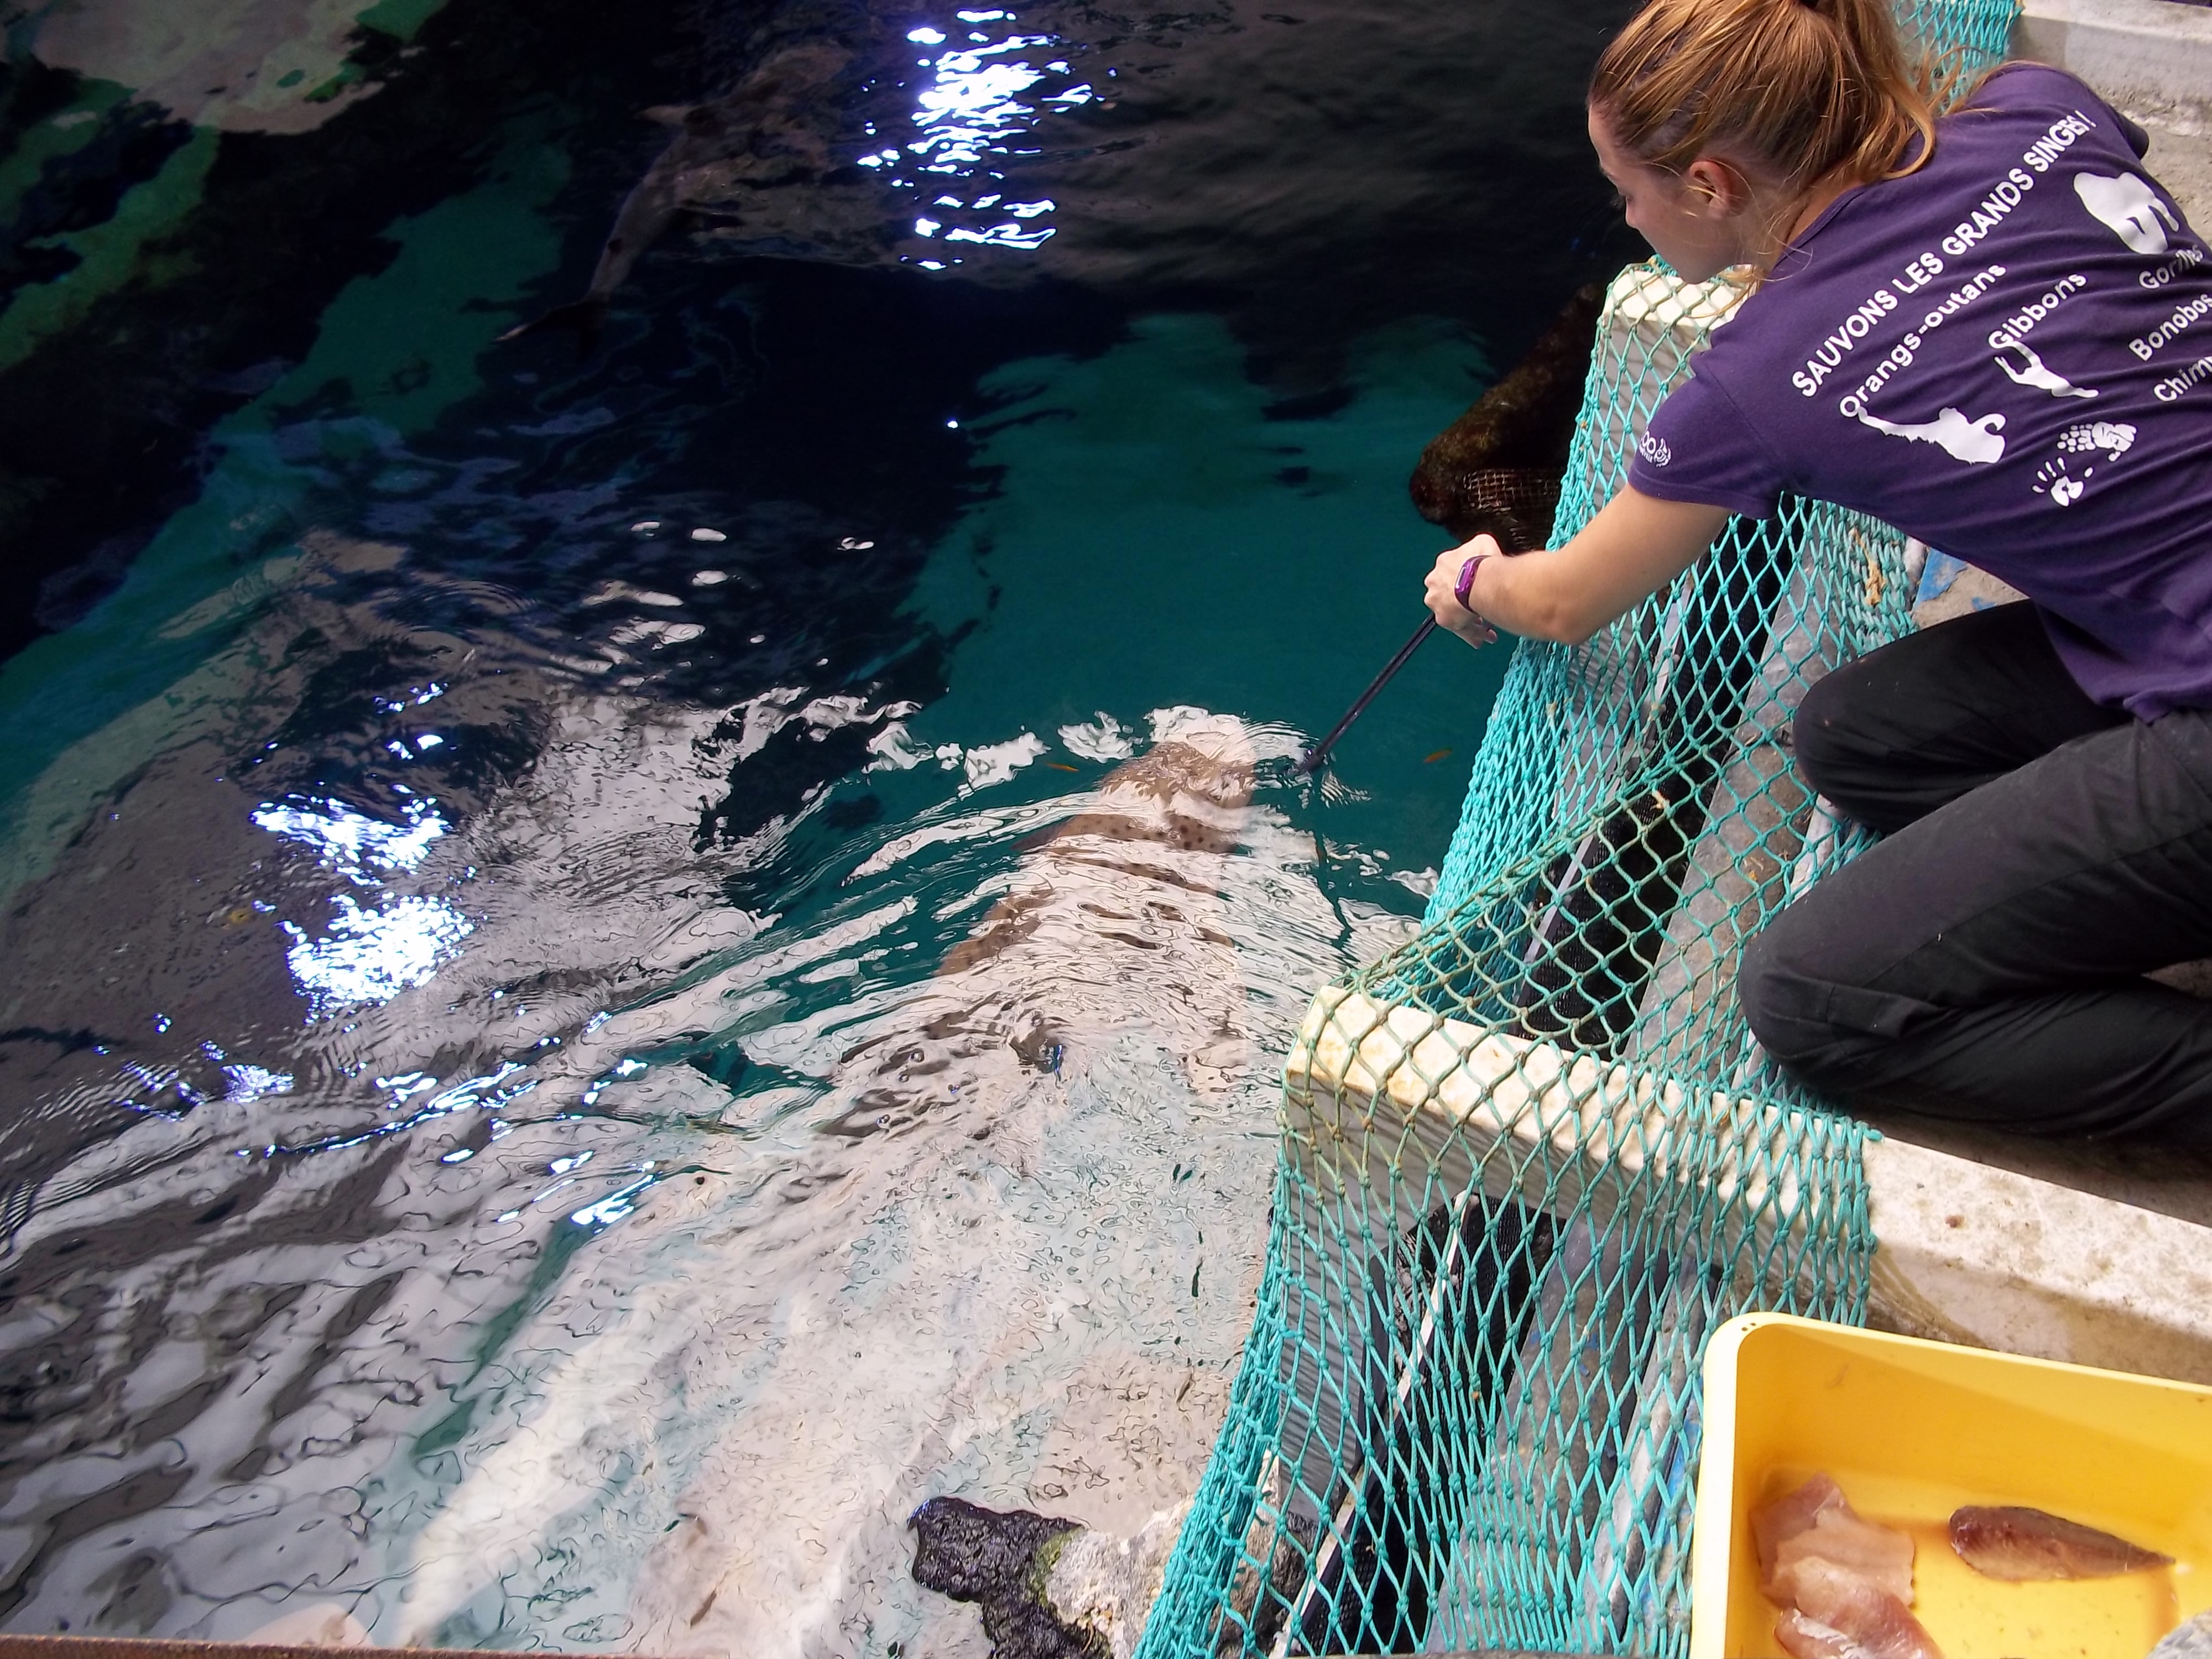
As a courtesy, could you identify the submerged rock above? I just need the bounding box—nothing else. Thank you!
[1410,281,1604,550]
[911,1493,1209,1659]
[909,1496,1107,1659]
[1044,1500,1191,1659]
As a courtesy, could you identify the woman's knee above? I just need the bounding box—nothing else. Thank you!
[1738,927,1804,1060]
[1789,664,1877,805]
[1741,910,1932,1099]
[1739,916,1852,1078]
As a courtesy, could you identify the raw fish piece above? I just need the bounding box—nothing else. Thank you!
[1948,1506,2172,1580]
[1774,1512,1919,1608]
[1778,1611,1867,1659]
[1775,1581,1944,1659]
[1801,1572,1945,1659]
[2149,1609,2212,1659]
[1756,1476,1939,1659]
[1786,1557,1901,1621]
[1755,1472,1844,1578]
[1755,1475,1918,1606]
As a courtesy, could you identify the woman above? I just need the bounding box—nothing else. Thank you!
[1424,0,2212,1140]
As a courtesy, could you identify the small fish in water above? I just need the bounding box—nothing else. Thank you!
[2150,1609,2212,1659]
[1423,747,1453,764]
[1949,1505,2171,1581]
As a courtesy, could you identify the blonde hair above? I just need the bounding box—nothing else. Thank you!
[1590,0,1936,202]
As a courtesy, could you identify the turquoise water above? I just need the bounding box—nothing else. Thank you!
[910,313,1511,859]
[0,0,1629,1648]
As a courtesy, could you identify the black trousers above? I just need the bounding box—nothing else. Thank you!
[1739,602,2212,1142]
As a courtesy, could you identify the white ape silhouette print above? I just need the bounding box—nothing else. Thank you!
[2076,171,2181,254]
[1855,406,2007,463]
[1994,340,2097,399]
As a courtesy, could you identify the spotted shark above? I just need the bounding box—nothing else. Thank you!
[380,711,1384,1656]
[502,41,870,347]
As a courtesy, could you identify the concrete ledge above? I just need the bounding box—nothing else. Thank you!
[1864,1135,2212,1383]
[2016,0,2212,130]
[2017,0,2212,226]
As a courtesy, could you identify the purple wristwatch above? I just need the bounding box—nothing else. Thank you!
[1453,553,1498,642]
[1454,553,1488,611]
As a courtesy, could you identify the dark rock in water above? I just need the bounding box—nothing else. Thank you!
[508,0,1634,395]
[1214,1462,1316,1656]
[910,1496,1108,1659]
[1410,281,1605,549]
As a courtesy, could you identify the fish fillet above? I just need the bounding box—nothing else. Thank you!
[1756,1476,1939,1659]
[1948,1505,2171,1581]
[1782,1569,1944,1659]
[1776,1599,1942,1659]
[1756,1475,1917,1606]
[1777,1611,1871,1659]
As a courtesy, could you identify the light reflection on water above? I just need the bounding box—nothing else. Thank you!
[0,658,1408,1651]
[277,892,476,1014]
[251,794,475,1015]
[865,9,1088,267]
[0,0,1626,1641]
[251,793,448,880]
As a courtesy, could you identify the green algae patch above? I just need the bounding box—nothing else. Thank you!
[356,0,450,44]
[254,123,569,435]
[0,124,217,375]
[304,60,367,103]
[0,81,134,232]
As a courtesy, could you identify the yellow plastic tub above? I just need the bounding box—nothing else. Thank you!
[1693,1313,2212,1659]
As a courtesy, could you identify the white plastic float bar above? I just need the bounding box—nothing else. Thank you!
[1284,987,2212,1387]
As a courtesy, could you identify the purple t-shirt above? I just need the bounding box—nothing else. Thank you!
[1628,64,2212,719]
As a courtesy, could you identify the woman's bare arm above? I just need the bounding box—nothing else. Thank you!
[1423,486,1733,646]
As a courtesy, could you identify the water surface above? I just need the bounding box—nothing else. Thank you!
[0,0,1634,1648]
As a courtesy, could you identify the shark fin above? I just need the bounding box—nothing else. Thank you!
[497,296,609,352]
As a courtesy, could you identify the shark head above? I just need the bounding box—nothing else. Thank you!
[1091,713,1256,820]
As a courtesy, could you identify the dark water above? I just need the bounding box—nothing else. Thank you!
[0,0,1634,1649]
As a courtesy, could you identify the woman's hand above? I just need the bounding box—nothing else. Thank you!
[1425,538,1501,646]
[1420,489,1733,648]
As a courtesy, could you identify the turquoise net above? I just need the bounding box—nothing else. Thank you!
[1136,4,2021,1653]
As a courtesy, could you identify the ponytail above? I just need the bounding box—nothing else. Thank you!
[1590,0,1937,199]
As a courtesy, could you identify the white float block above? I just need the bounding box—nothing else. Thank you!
[1286,988,2212,1386]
